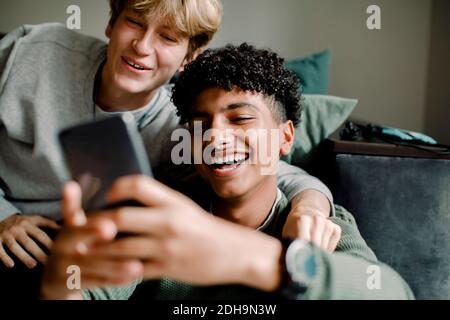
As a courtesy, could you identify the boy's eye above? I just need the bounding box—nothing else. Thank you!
[161,34,178,43]
[126,17,143,28]
[231,117,255,123]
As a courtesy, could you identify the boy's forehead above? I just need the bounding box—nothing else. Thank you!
[126,8,186,35]
[191,87,271,113]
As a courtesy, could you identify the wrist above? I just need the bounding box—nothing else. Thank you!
[278,239,319,298]
[291,190,331,219]
[238,234,283,292]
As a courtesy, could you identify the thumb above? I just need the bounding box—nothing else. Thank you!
[62,181,86,227]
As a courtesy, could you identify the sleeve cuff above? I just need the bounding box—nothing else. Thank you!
[0,197,20,222]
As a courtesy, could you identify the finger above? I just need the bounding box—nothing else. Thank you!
[30,216,61,230]
[91,237,163,260]
[53,219,117,255]
[321,223,334,253]
[4,237,37,268]
[16,232,47,265]
[26,224,54,250]
[0,242,15,268]
[107,175,180,207]
[296,216,312,242]
[91,207,167,236]
[62,182,86,227]
[74,257,143,281]
[310,217,326,248]
[49,255,141,291]
[142,261,165,280]
[281,216,300,239]
[327,225,342,253]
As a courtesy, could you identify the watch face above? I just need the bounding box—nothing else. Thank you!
[286,239,317,286]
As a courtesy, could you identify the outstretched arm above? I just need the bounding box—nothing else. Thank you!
[289,205,415,299]
[277,160,333,210]
[278,161,341,252]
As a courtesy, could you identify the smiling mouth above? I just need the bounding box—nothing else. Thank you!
[207,153,250,173]
[122,57,150,71]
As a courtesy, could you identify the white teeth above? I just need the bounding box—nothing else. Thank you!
[125,59,145,70]
[210,154,247,165]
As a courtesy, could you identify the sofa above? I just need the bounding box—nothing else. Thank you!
[281,48,450,299]
[311,139,450,299]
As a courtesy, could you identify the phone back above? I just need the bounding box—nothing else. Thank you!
[59,114,152,212]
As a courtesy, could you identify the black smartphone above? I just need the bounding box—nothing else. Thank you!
[59,114,152,213]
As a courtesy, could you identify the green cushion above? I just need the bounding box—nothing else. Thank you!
[282,94,358,169]
[285,50,331,94]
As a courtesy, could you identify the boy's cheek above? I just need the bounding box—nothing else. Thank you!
[190,137,204,164]
[250,134,281,164]
[258,159,279,176]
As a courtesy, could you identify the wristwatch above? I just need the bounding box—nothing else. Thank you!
[280,238,318,298]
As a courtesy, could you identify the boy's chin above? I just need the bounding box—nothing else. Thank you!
[114,76,162,94]
[211,184,247,200]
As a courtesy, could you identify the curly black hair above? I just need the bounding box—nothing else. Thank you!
[171,43,302,127]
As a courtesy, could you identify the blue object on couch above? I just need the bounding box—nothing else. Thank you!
[285,50,331,94]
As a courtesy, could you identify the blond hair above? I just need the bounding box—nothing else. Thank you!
[109,0,223,59]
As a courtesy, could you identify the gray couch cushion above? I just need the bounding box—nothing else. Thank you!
[330,153,450,299]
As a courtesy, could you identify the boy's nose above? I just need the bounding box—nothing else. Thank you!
[132,34,156,56]
[209,128,233,146]
[200,127,226,153]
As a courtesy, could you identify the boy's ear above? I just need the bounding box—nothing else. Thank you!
[105,22,113,39]
[178,47,205,72]
[279,120,295,156]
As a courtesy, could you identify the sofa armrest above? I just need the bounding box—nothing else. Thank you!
[316,139,450,299]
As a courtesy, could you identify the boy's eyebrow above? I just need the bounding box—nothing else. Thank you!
[129,9,144,17]
[225,103,260,112]
[189,103,261,118]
